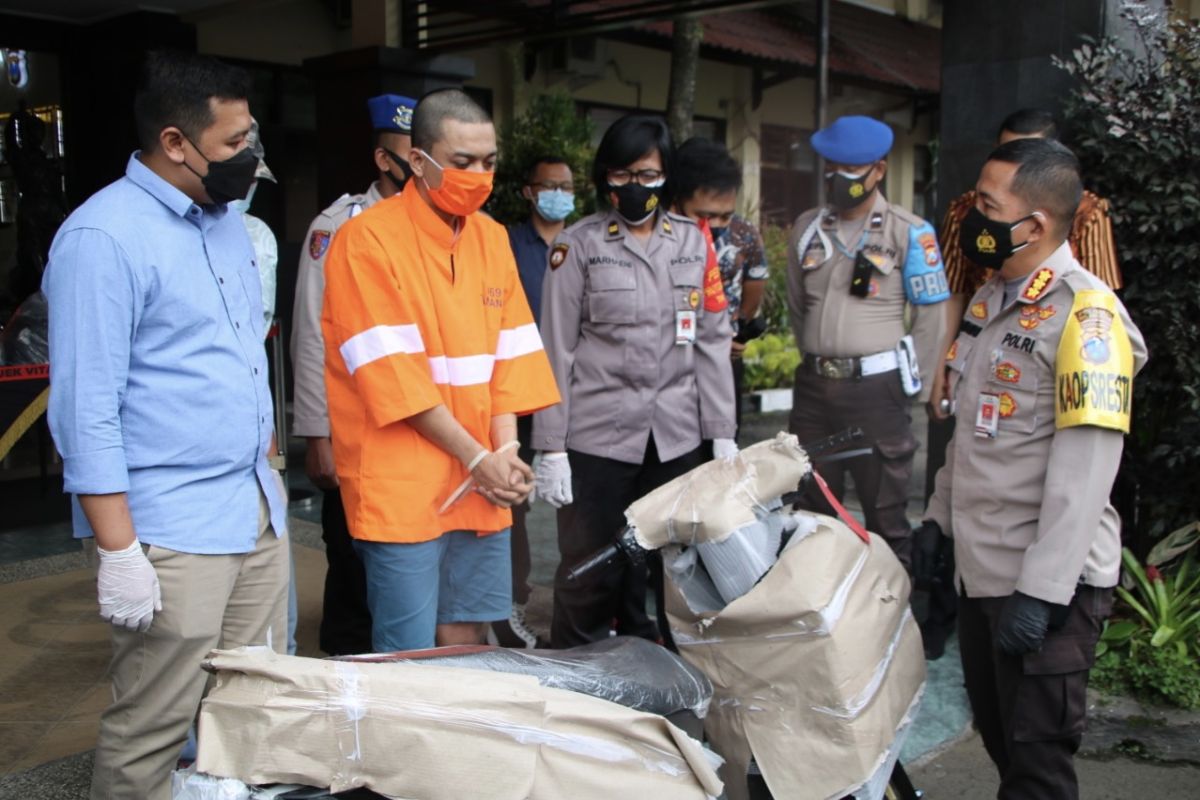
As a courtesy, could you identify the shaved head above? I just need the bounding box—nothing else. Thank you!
[411,88,491,152]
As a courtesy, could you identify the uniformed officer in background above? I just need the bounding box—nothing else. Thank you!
[921,137,1146,798]
[533,114,737,648]
[670,137,770,436]
[290,93,415,656]
[787,115,948,569]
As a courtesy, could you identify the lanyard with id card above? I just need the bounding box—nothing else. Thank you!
[676,310,696,345]
[975,393,1000,439]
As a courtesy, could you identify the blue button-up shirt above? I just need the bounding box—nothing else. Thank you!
[43,153,287,554]
[507,219,549,325]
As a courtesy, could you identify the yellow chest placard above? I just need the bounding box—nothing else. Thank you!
[1055,289,1134,432]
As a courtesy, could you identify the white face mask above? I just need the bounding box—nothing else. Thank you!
[229,182,258,214]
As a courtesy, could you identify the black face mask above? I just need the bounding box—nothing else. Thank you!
[709,224,729,240]
[958,207,1036,269]
[826,168,877,212]
[381,147,412,191]
[610,182,663,224]
[183,135,259,205]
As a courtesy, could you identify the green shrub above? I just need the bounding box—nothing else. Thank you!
[1093,547,1200,709]
[488,93,595,227]
[759,223,792,336]
[743,332,800,392]
[1055,9,1200,542]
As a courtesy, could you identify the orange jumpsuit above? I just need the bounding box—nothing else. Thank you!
[322,183,561,543]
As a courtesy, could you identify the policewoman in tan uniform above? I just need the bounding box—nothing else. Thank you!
[533,114,737,647]
[787,115,948,568]
[922,138,1146,799]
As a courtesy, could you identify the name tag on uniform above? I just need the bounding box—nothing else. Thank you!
[975,393,1000,439]
[675,310,696,345]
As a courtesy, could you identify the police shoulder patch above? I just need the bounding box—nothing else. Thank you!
[902,221,950,305]
[309,230,332,260]
[549,243,570,270]
[1055,289,1134,432]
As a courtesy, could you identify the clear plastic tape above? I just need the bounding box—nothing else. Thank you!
[278,681,701,780]
[810,607,914,721]
[330,661,366,789]
[833,682,925,800]
[342,637,712,719]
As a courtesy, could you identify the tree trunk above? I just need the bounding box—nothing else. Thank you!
[666,17,704,144]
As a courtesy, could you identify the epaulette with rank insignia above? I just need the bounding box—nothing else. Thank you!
[869,212,884,230]
[607,221,620,238]
[662,218,672,234]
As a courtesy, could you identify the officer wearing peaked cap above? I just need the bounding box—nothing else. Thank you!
[787,115,949,570]
[290,93,415,656]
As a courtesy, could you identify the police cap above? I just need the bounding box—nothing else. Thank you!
[810,115,894,164]
[368,94,417,134]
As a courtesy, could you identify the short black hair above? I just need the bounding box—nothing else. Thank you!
[411,88,491,152]
[671,137,742,205]
[986,137,1082,238]
[133,50,251,153]
[592,114,673,207]
[997,108,1058,141]
[525,155,569,184]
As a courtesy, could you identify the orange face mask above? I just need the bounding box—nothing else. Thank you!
[416,149,494,216]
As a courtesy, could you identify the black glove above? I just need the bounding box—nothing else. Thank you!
[995,591,1057,656]
[911,520,943,587]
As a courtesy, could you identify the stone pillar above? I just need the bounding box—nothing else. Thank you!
[303,47,475,208]
[727,68,762,227]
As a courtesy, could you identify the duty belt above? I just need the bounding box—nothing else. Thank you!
[802,349,898,380]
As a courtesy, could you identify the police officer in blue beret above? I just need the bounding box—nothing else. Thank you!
[290,93,416,654]
[786,115,949,570]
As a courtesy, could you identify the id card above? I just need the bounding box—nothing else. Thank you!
[675,310,696,345]
[975,393,1000,439]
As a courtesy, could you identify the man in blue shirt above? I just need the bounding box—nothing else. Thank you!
[493,154,574,648]
[42,51,289,800]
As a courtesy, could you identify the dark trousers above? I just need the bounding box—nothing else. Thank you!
[509,415,536,606]
[551,437,705,648]
[788,369,918,567]
[318,488,373,655]
[958,586,1112,800]
[732,356,745,435]
[919,412,959,653]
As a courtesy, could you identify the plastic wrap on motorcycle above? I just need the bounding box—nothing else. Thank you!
[336,635,713,719]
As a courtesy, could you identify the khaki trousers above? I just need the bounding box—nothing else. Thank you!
[90,489,289,800]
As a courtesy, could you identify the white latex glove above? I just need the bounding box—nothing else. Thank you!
[534,452,573,508]
[97,540,162,632]
[713,438,739,460]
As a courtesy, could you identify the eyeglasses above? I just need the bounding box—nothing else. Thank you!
[529,181,575,193]
[607,169,665,187]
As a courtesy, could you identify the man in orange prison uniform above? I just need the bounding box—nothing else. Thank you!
[321,89,560,652]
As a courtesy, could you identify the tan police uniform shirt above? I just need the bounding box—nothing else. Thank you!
[290,182,385,438]
[787,192,948,401]
[925,242,1148,605]
[532,209,736,464]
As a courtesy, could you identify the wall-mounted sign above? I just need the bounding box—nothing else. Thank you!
[4,50,30,90]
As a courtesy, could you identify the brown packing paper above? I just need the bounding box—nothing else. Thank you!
[627,433,812,549]
[196,648,724,799]
[624,432,924,800]
[665,519,925,800]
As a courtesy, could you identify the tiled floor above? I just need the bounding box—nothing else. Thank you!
[0,538,329,777]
